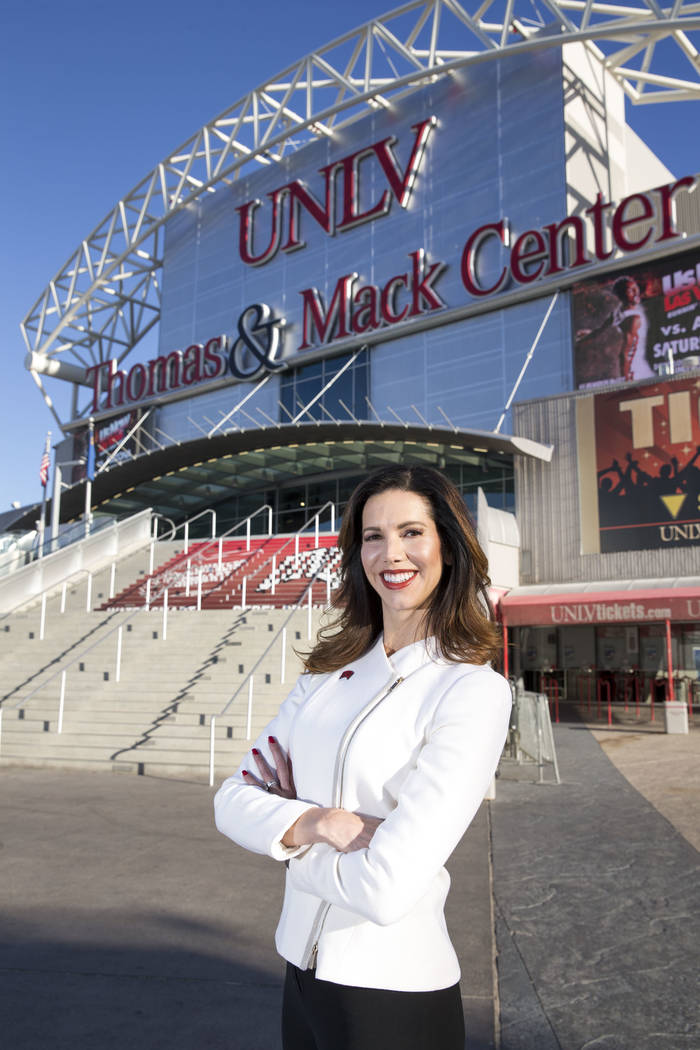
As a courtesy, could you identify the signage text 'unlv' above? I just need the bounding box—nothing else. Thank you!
[236,117,436,266]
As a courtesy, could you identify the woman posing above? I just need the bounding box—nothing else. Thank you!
[214,465,512,1050]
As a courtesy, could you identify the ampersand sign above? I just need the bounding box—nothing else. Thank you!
[228,303,285,380]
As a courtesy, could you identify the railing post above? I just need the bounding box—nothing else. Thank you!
[280,627,287,684]
[116,625,123,683]
[295,534,299,568]
[665,618,675,703]
[109,561,116,599]
[149,541,155,575]
[39,593,47,641]
[218,537,223,573]
[209,715,216,787]
[162,589,168,641]
[307,586,312,639]
[197,570,203,612]
[85,573,92,612]
[241,578,247,609]
[60,581,67,614]
[268,506,272,536]
[331,503,335,533]
[186,559,191,597]
[184,522,190,555]
[246,519,251,551]
[145,578,151,612]
[315,514,319,547]
[211,511,216,539]
[271,555,276,596]
[246,677,254,739]
[57,671,66,734]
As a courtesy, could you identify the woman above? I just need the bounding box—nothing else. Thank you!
[214,465,512,1050]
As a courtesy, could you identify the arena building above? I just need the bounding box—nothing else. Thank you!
[15,1,700,718]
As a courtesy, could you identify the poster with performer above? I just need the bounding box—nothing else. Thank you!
[72,410,141,483]
[591,375,700,552]
[573,248,700,389]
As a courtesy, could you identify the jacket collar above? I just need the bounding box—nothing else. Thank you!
[376,634,447,677]
[334,634,448,686]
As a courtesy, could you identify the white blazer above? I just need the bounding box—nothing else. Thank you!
[214,635,512,991]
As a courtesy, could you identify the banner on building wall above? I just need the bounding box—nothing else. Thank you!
[573,247,700,389]
[72,410,142,483]
[577,375,700,553]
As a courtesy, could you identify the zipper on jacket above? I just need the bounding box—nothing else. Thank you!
[302,674,405,970]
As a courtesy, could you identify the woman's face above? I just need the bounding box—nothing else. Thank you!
[624,280,641,305]
[360,488,445,637]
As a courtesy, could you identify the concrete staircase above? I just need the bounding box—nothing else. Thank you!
[0,567,326,781]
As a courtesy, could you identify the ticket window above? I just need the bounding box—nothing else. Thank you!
[559,626,595,670]
[639,625,679,674]
[678,627,700,677]
[559,627,595,700]
[520,627,557,672]
[596,626,638,671]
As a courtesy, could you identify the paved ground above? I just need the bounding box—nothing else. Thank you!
[0,766,496,1050]
[493,724,700,1050]
[1,725,698,1050]
[589,728,700,852]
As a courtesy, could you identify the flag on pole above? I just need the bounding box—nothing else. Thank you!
[86,421,96,482]
[39,434,51,488]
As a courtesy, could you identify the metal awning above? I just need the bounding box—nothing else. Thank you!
[500,578,700,626]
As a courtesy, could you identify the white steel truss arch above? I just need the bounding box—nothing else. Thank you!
[21,0,700,430]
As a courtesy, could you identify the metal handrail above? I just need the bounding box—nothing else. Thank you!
[214,503,337,717]
[0,567,95,623]
[237,500,337,602]
[127,505,273,608]
[180,508,217,552]
[8,607,141,711]
[190,504,273,561]
[0,504,221,621]
[0,516,116,581]
[216,556,330,721]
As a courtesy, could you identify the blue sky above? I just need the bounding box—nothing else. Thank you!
[1,0,698,519]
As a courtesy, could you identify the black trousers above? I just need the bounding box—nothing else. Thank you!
[282,963,465,1050]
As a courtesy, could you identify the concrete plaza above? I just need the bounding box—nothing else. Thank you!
[1,723,698,1049]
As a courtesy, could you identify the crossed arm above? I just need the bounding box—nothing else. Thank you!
[232,674,512,926]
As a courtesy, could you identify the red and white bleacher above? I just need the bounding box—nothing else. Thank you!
[101,534,341,611]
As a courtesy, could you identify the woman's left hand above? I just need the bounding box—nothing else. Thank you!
[242,736,296,799]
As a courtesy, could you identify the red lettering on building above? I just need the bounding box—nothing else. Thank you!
[237,118,437,266]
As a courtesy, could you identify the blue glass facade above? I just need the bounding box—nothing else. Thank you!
[157,47,573,446]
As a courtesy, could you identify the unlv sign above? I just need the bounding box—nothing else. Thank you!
[237,117,437,265]
[87,104,696,413]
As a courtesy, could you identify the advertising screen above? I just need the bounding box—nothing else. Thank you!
[573,248,700,389]
[586,375,700,552]
[72,411,141,483]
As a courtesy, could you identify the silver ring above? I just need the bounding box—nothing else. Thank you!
[265,780,276,791]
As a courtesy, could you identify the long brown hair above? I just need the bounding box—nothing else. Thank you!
[303,465,501,673]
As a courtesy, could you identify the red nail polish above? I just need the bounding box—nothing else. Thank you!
[268,736,276,744]
[252,748,260,755]
[242,770,249,776]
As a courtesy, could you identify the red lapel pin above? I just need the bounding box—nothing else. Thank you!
[340,670,354,680]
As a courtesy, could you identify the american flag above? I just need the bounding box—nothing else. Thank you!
[39,440,50,488]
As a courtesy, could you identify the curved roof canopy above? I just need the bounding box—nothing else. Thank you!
[12,422,552,529]
[21,0,700,431]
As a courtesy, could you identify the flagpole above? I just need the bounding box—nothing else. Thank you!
[84,417,95,538]
[38,432,51,560]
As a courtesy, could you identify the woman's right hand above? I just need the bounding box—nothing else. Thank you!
[242,735,297,799]
[283,807,383,853]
